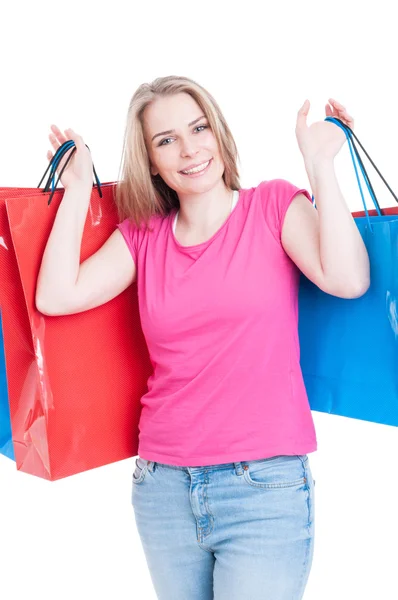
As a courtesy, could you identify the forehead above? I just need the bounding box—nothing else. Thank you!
[143,92,203,133]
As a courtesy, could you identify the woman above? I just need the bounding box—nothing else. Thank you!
[37,75,370,599]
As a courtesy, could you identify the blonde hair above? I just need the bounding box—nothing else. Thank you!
[114,75,241,229]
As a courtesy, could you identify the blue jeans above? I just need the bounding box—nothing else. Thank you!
[131,454,315,600]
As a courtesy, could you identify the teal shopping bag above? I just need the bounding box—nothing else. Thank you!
[299,117,398,427]
[0,309,14,459]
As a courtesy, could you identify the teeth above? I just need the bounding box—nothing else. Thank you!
[182,160,210,174]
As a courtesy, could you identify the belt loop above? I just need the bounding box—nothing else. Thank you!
[234,462,244,476]
[147,461,156,472]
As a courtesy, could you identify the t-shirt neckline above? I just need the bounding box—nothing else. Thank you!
[170,189,241,251]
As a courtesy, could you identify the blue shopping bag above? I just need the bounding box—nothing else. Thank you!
[299,117,398,427]
[0,309,14,459]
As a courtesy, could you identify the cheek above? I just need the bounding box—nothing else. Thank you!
[207,136,221,157]
[206,130,218,145]
[154,150,176,170]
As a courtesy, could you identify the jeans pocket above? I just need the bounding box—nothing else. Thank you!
[243,455,307,489]
[133,457,149,485]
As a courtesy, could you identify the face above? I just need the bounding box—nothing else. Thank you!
[143,92,225,196]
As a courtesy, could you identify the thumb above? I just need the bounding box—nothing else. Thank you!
[296,99,310,130]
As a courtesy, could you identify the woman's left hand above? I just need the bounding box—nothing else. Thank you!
[295,98,355,164]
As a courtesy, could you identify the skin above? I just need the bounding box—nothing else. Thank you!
[143,92,234,244]
[47,95,358,258]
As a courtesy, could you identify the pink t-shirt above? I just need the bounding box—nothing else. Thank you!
[116,179,317,466]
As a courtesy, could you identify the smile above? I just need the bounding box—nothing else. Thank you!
[180,159,212,176]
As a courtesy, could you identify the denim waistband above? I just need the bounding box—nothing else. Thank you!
[137,454,308,474]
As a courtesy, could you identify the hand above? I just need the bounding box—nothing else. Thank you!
[295,98,355,165]
[47,125,94,189]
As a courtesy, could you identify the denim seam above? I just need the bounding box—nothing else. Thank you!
[202,479,215,545]
[294,459,313,598]
[296,535,312,598]
[243,473,306,489]
[133,465,149,484]
[302,461,312,534]
[196,536,216,554]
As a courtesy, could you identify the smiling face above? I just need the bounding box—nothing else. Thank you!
[143,92,225,196]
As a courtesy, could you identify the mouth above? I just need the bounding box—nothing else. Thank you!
[179,158,213,176]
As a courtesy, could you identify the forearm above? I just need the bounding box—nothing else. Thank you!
[305,159,370,294]
[35,183,92,311]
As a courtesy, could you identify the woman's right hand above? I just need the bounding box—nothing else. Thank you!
[47,125,94,189]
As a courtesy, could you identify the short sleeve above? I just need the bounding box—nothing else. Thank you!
[260,179,313,244]
[116,217,138,265]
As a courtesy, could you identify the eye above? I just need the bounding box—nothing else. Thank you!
[159,137,173,147]
[158,124,208,147]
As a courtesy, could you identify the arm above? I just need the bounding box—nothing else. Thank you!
[35,183,136,316]
[282,98,370,299]
[282,160,370,298]
[35,182,93,311]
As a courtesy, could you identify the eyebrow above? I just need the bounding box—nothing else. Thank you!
[151,115,207,142]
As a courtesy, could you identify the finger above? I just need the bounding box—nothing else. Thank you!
[325,103,333,117]
[329,102,339,116]
[49,132,61,150]
[335,107,354,128]
[64,127,84,149]
[50,124,68,145]
[328,98,346,111]
[339,110,354,122]
[296,99,310,130]
[329,99,353,125]
[341,115,354,129]
[329,103,350,123]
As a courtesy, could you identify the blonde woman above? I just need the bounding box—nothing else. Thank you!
[37,76,370,599]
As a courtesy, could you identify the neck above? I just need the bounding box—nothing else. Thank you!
[175,183,234,231]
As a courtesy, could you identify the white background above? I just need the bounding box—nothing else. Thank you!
[1,1,398,598]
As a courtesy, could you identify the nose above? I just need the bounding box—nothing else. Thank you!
[180,138,200,157]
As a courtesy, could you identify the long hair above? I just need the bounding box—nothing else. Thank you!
[114,75,241,229]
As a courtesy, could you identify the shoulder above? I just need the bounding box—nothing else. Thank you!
[258,177,312,207]
[256,178,313,243]
[258,178,310,198]
[116,211,170,256]
[117,211,169,236]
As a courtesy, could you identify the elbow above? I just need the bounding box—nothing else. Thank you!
[35,295,52,315]
[343,278,371,299]
[35,292,60,316]
[35,293,74,316]
[321,276,371,299]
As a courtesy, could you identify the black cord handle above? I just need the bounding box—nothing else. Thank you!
[38,140,102,205]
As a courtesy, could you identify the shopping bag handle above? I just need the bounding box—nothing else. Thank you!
[313,117,398,233]
[37,140,103,206]
[326,117,398,208]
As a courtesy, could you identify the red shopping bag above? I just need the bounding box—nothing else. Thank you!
[0,182,151,481]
